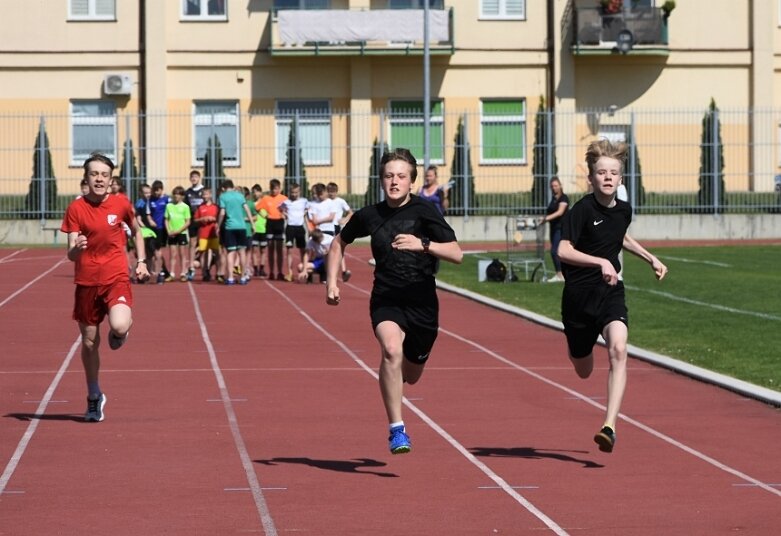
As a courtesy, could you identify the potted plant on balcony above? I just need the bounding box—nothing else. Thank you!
[600,0,623,15]
[661,0,676,20]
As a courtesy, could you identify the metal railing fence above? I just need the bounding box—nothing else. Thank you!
[2,106,780,220]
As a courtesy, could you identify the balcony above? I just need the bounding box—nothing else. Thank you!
[571,6,669,56]
[269,7,454,56]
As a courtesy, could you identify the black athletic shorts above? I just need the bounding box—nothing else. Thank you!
[167,233,188,246]
[285,225,306,249]
[266,219,285,241]
[561,282,628,359]
[152,226,168,250]
[370,288,439,364]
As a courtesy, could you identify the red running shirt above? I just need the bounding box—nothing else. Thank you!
[195,203,219,239]
[61,195,135,286]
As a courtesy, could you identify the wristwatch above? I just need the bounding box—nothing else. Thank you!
[137,258,147,265]
[421,237,431,254]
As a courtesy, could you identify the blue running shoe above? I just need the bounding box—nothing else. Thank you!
[388,425,411,454]
[84,393,106,422]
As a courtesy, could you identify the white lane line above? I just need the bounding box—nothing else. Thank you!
[187,284,278,536]
[0,337,81,495]
[656,255,730,268]
[440,327,781,499]
[267,281,570,536]
[625,285,781,321]
[0,258,68,310]
[346,281,781,499]
[0,249,26,264]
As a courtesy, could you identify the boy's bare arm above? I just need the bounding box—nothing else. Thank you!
[623,234,668,280]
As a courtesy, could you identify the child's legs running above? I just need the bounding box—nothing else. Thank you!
[374,320,406,424]
[602,319,629,429]
[78,323,100,385]
[108,303,133,338]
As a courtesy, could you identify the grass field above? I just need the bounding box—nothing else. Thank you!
[436,244,781,393]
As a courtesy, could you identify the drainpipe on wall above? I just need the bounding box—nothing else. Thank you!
[138,0,147,178]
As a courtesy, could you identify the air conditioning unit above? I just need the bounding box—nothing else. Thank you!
[103,74,132,96]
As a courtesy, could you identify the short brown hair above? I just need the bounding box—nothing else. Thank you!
[380,148,418,182]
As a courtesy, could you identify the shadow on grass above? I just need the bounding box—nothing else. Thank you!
[255,457,398,478]
[470,446,604,468]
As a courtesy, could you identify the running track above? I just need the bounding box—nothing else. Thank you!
[1,247,779,535]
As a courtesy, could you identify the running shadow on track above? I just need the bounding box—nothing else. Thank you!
[255,457,398,478]
[470,447,604,469]
[5,412,84,423]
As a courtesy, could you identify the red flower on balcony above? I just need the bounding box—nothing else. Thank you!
[600,0,623,15]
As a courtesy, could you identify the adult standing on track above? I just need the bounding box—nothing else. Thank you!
[325,148,463,454]
[539,176,569,283]
[61,153,149,422]
[557,139,667,453]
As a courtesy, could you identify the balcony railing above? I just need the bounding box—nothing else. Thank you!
[269,7,454,56]
[572,6,669,55]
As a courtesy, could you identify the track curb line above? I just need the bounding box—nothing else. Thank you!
[436,280,781,408]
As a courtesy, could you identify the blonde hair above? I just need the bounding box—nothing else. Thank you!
[585,139,628,176]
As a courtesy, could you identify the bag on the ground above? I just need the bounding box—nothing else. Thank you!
[485,258,506,282]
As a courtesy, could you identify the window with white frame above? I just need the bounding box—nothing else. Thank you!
[480,99,526,164]
[182,0,227,20]
[388,100,444,163]
[479,0,525,20]
[275,101,332,166]
[194,101,239,166]
[68,0,116,20]
[273,0,329,10]
[71,101,117,164]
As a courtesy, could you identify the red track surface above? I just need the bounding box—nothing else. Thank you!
[1,247,779,535]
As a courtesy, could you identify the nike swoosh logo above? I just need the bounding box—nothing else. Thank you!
[593,220,604,226]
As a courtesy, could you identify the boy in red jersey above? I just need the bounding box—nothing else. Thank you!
[193,186,220,281]
[61,154,149,422]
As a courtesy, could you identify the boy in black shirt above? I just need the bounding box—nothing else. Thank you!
[325,148,463,454]
[559,139,667,453]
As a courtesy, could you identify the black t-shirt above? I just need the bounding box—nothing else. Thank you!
[184,185,205,215]
[339,195,457,297]
[560,193,632,287]
[546,193,570,235]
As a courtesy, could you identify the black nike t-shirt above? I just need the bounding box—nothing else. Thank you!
[560,193,632,287]
[339,195,457,297]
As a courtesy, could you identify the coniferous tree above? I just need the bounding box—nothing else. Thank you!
[531,96,558,212]
[24,118,57,219]
[622,127,646,209]
[284,117,307,195]
[203,134,226,193]
[365,138,388,206]
[118,139,140,202]
[449,117,477,215]
[697,98,726,213]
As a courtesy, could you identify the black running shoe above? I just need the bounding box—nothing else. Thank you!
[594,426,616,453]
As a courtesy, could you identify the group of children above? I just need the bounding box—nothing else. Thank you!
[63,142,668,458]
[129,173,354,286]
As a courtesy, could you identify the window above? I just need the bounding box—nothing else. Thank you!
[68,0,115,20]
[194,102,239,166]
[389,100,444,163]
[480,99,526,164]
[389,0,445,8]
[71,101,117,164]
[479,0,525,20]
[275,101,332,166]
[273,0,329,10]
[182,0,227,20]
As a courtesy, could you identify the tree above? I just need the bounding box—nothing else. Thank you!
[284,117,307,195]
[202,134,226,193]
[24,118,57,219]
[449,116,477,215]
[531,96,558,212]
[364,138,388,206]
[622,126,646,209]
[697,98,726,213]
[118,139,140,202]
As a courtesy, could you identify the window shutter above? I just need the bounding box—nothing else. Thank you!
[506,0,524,17]
[482,0,500,17]
[95,0,116,17]
[71,0,90,16]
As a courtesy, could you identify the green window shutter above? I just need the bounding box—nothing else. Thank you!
[483,122,524,161]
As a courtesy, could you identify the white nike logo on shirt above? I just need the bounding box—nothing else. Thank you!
[593,220,604,226]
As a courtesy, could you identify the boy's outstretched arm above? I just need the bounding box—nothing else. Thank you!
[623,234,668,280]
[390,234,463,264]
[558,239,619,285]
[325,235,346,305]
